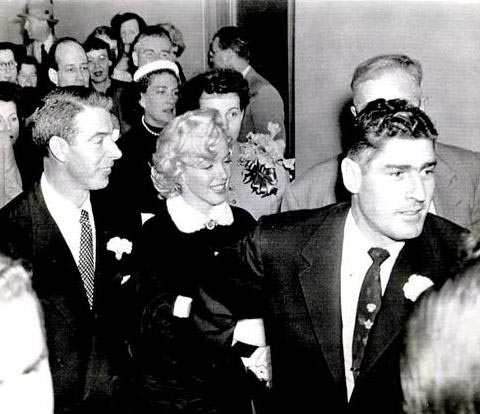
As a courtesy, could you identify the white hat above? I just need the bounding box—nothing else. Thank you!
[133,59,179,82]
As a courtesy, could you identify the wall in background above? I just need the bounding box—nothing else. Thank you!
[295,1,480,176]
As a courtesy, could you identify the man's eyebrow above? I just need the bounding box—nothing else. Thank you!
[384,161,437,170]
[87,131,111,141]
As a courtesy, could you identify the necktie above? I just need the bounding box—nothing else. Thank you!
[351,247,390,380]
[79,209,95,308]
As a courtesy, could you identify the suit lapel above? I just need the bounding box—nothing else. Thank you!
[30,184,93,319]
[298,204,349,389]
[361,223,444,374]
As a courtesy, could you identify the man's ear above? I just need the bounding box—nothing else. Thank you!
[132,51,138,67]
[341,157,362,195]
[139,92,145,109]
[419,96,427,111]
[48,135,68,162]
[48,68,58,86]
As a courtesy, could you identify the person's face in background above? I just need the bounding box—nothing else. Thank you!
[181,136,232,215]
[120,18,140,51]
[0,50,18,83]
[352,70,423,115]
[208,37,231,69]
[24,16,50,42]
[0,295,54,414]
[199,92,243,141]
[0,101,19,144]
[96,34,118,61]
[52,41,89,87]
[17,63,38,88]
[133,36,174,67]
[140,71,179,128]
[86,48,111,84]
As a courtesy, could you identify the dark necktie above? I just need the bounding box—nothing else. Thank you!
[351,247,390,380]
[78,209,95,308]
[40,44,46,64]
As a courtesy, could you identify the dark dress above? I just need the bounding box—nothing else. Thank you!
[133,201,256,414]
[106,119,161,215]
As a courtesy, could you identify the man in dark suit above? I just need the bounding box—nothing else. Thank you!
[205,99,467,414]
[281,54,480,237]
[0,87,138,414]
[209,26,286,151]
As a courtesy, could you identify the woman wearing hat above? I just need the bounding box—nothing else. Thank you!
[107,59,180,215]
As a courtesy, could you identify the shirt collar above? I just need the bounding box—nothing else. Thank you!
[166,195,233,233]
[35,33,54,52]
[241,65,251,78]
[344,209,404,259]
[41,173,92,217]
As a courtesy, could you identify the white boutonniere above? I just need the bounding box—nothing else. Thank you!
[403,274,434,302]
[106,237,132,260]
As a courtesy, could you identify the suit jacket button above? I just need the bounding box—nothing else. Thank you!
[231,199,236,205]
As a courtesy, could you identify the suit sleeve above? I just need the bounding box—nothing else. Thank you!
[470,152,480,238]
[1,132,22,206]
[203,224,266,320]
[250,84,286,150]
[281,182,301,212]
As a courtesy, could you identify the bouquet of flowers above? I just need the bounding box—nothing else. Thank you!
[237,122,295,197]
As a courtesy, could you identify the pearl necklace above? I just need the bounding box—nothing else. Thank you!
[142,116,162,137]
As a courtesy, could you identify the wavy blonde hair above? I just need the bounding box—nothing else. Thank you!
[150,108,231,199]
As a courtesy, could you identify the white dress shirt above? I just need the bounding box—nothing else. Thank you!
[41,174,96,267]
[340,210,404,400]
[32,33,54,64]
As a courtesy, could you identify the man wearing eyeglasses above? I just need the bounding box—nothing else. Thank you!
[0,43,18,84]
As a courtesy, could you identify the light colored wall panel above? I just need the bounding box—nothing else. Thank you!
[295,0,480,176]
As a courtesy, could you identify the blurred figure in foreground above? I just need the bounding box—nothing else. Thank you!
[0,252,54,414]
[402,234,480,414]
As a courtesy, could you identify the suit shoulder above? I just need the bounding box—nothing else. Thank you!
[437,142,480,165]
[424,213,469,246]
[291,154,341,190]
[259,202,348,231]
[231,205,256,227]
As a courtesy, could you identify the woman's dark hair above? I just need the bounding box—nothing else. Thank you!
[111,12,146,53]
[176,68,249,115]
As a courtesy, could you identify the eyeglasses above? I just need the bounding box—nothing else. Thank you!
[0,61,17,71]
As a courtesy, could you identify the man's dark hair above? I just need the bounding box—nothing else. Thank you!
[131,24,173,54]
[0,81,21,106]
[48,37,84,71]
[347,98,437,164]
[177,68,249,115]
[212,26,250,60]
[83,37,114,64]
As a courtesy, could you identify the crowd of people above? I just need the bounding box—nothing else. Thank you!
[1,1,480,414]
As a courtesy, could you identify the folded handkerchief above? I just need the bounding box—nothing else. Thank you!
[173,295,192,318]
